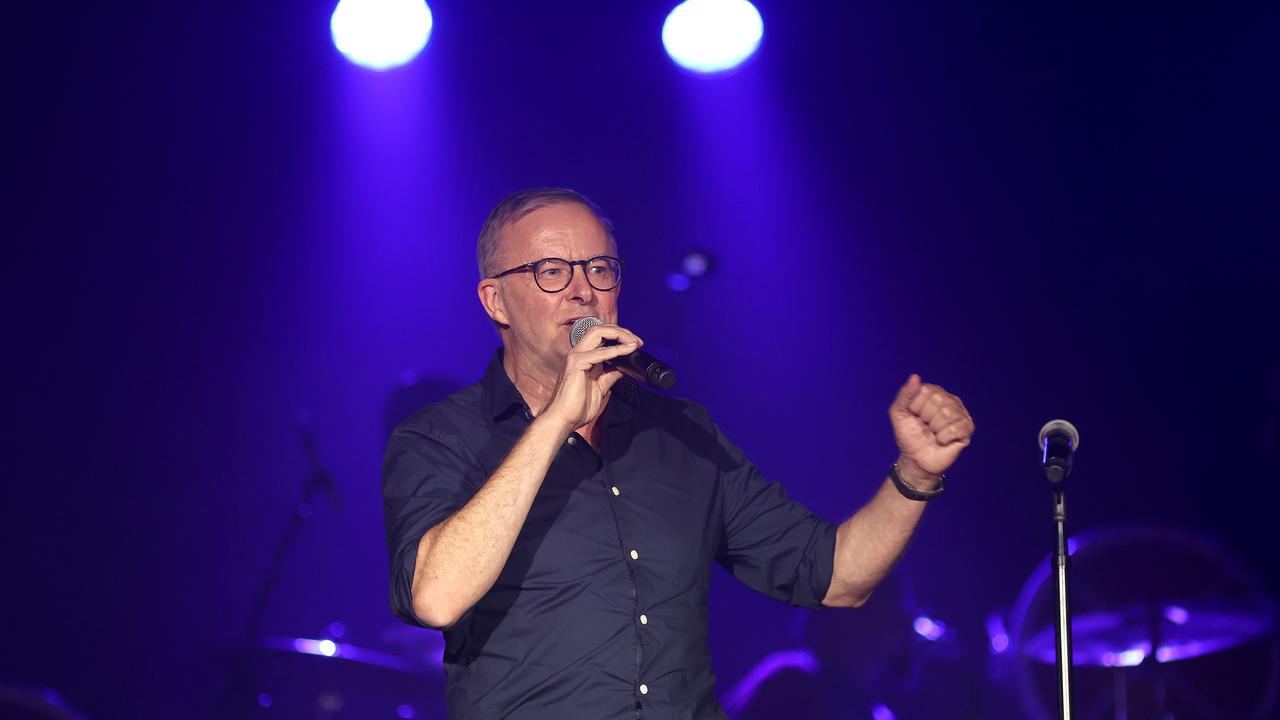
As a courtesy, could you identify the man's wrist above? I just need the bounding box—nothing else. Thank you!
[895,457,941,490]
[529,412,576,442]
[890,457,944,501]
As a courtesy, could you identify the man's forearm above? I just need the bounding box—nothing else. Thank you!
[821,464,936,608]
[410,414,573,627]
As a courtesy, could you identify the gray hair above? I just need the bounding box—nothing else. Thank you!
[476,187,617,278]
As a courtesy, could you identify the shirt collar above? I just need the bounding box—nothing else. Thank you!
[481,346,641,425]
[481,347,527,422]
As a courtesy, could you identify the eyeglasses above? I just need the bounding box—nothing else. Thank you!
[490,255,626,293]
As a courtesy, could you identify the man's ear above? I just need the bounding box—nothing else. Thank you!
[477,278,509,326]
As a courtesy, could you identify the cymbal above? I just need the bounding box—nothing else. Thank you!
[237,634,447,718]
[1021,598,1276,667]
[258,635,440,676]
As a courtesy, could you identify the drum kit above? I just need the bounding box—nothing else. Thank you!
[227,627,447,719]
[723,523,1277,720]
[215,389,456,720]
[1006,525,1278,720]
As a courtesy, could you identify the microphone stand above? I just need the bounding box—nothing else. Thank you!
[1039,420,1080,720]
[1050,485,1075,720]
[212,414,341,719]
[242,426,338,645]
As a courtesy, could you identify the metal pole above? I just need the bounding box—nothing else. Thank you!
[1052,487,1075,720]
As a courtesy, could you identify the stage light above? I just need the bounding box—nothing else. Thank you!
[330,0,433,71]
[662,0,763,75]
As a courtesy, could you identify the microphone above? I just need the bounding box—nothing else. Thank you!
[570,316,677,390]
[1038,419,1080,483]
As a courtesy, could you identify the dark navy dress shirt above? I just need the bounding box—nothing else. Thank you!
[382,349,838,719]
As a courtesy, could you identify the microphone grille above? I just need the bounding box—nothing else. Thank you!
[1038,419,1080,451]
[569,316,603,347]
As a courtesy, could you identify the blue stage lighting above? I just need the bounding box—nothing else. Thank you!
[662,0,763,75]
[871,705,896,720]
[665,272,692,292]
[681,251,711,277]
[330,0,433,71]
[912,615,947,642]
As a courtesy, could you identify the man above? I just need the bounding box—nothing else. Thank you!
[381,188,975,719]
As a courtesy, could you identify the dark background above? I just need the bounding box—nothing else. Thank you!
[5,1,1279,718]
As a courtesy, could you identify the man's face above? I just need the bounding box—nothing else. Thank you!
[477,202,620,375]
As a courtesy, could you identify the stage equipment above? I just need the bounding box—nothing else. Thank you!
[1006,525,1279,719]
[330,0,433,71]
[1038,419,1080,719]
[239,632,445,719]
[662,0,764,75]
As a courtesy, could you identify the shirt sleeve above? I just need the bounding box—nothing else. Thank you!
[701,407,837,608]
[381,421,484,628]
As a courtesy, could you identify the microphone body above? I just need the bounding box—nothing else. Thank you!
[1038,419,1080,483]
[570,317,677,390]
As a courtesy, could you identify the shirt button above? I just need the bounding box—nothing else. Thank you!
[639,684,649,695]
[640,614,648,625]
[629,549,639,560]
[566,436,577,446]
[611,486,620,496]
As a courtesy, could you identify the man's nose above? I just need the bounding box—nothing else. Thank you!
[565,264,595,303]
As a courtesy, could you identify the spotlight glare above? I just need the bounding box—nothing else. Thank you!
[990,633,1009,653]
[1102,648,1147,667]
[662,0,763,75]
[986,612,1010,654]
[912,616,946,642]
[681,252,711,277]
[871,705,896,720]
[331,0,433,71]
